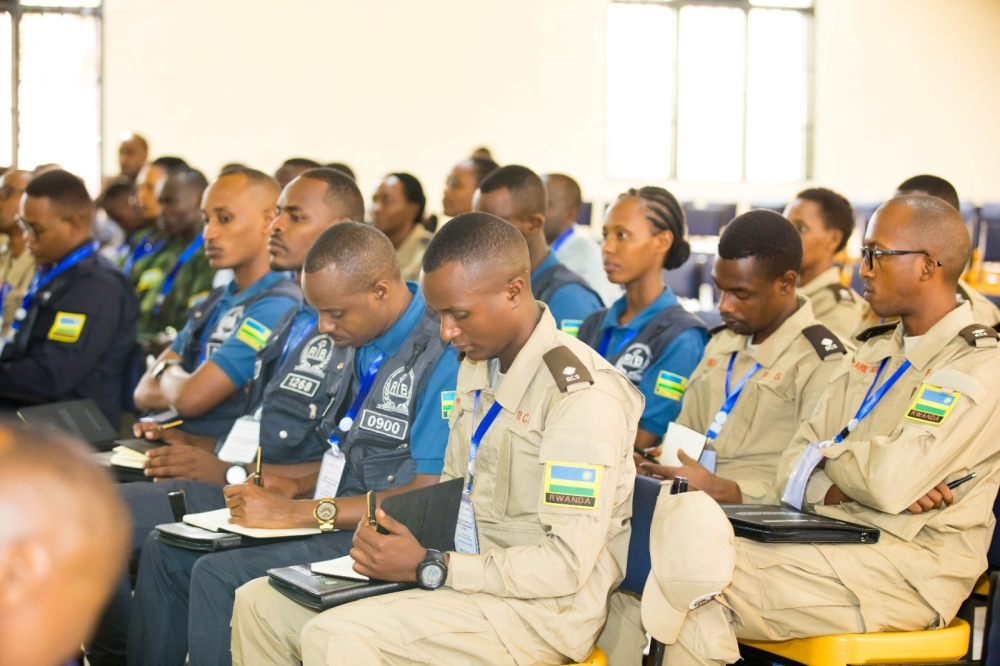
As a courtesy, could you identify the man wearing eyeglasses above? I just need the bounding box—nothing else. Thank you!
[0,169,139,425]
[0,169,35,339]
[645,195,1000,665]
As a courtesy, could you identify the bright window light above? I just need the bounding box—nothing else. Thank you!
[676,5,745,182]
[0,16,11,167]
[606,3,674,180]
[18,13,102,193]
[746,9,809,182]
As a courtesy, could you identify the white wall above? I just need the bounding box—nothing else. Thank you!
[102,0,1000,224]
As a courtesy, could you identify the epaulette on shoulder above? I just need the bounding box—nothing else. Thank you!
[801,324,847,360]
[958,324,1000,348]
[854,323,897,343]
[707,323,727,337]
[826,283,856,303]
[542,345,594,393]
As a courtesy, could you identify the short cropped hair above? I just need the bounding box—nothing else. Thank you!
[478,164,546,218]
[300,168,365,222]
[324,163,356,180]
[24,169,93,217]
[896,175,960,212]
[880,195,970,284]
[718,209,803,280]
[388,172,426,224]
[468,157,499,185]
[219,166,280,191]
[794,187,855,253]
[151,156,189,174]
[169,167,209,193]
[303,221,400,286]
[422,211,530,278]
[282,157,321,169]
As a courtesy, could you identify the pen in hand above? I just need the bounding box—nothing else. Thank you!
[253,447,263,487]
[947,472,976,490]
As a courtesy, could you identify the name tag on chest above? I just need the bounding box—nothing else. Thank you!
[357,408,409,440]
[217,416,261,463]
[280,372,321,397]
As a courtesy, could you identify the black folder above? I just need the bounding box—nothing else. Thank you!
[18,399,149,453]
[268,477,464,610]
[155,522,245,552]
[721,504,880,544]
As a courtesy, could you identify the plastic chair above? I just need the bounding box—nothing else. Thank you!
[978,205,1000,263]
[739,618,970,666]
[983,570,1000,665]
[569,646,607,666]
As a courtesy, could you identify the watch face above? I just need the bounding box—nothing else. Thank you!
[225,465,248,485]
[420,563,445,588]
[316,501,337,522]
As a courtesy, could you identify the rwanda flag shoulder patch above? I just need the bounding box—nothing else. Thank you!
[48,312,86,343]
[905,383,960,426]
[441,391,455,419]
[235,317,272,351]
[543,461,602,509]
[560,319,583,337]
[654,370,688,401]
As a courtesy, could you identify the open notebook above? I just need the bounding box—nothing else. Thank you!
[182,508,322,539]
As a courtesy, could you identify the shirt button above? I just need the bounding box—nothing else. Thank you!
[387,475,395,483]
[279,430,288,439]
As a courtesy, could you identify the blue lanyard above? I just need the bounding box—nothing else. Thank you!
[598,327,639,359]
[278,315,317,368]
[12,241,99,332]
[706,352,762,441]
[466,389,503,493]
[551,226,574,253]
[123,236,167,275]
[152,236,205,314]
[328,352,386,447]
[833,357,912,443]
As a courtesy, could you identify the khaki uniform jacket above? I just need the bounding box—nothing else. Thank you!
[799,266,863,341]
[852,278,1000,338]
[0,243,36,339]
[676,298,849,505]
[780,303,1000,621]
[396,225,432,282]
[443,305,643,662]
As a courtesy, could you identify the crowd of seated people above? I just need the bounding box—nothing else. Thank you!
[1,133,999,666]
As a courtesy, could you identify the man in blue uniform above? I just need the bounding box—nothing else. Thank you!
[133,168,301,438]
[0,169,138,425]
[474,165,603,335]
[125,222,459,666]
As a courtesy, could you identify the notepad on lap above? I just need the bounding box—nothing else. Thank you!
[311,555,368,581]
[659,422,708,467]
[109,446,147,470]
[183,508,322,538]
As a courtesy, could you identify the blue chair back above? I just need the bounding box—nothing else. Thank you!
[576,202,594,228]
[621,475,662,596]
[984,570,1000,665]
[979,205,1000,263]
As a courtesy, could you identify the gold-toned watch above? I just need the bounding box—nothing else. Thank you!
[314,498,338,532]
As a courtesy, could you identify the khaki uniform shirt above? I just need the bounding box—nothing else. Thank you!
[852,278,1000,339]
[780,303,1000,621]
[0,243,36,339]
[676,298,849,505]
[396,225,432,282]
[443,305,643,662]
[799,266,863,341]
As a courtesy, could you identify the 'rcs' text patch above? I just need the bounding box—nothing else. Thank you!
[543,461,601,509]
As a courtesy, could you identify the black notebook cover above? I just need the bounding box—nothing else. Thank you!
[155,522,245,552]
[721,504,880,544]
[268,477,465,609]
[18,399,153,453]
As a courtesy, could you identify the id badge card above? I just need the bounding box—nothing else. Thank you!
[217,416,261,463]
[314,444,346,499]
[454,494,480,554]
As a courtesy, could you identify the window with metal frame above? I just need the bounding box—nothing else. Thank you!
[607,0,813,183]
[1,0,102,193]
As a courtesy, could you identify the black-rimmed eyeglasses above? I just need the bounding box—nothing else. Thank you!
[861,246,942,270]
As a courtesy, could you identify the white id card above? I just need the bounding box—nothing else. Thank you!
[314,444,346,499]
[454,495,480,554]
[217,416,261,463]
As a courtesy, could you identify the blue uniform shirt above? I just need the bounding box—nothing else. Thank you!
[355,283,459,475]
[532,252,604,333]
[598,287,707,437]
[171,271,300,388]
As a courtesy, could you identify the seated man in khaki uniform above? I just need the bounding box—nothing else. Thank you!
[644,195,1000,665]
[785,188,863,339]
[599,210,849,665]
[230,211,643,666]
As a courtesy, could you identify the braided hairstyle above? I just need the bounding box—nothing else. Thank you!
[621,186,691,270]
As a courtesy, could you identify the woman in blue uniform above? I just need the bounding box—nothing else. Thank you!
[577,186,708,458]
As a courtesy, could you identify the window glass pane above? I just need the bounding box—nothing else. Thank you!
[676,6,745,182]
[606,4,674,180]
[745,9,808,182]
[21,0,101,8]
[750,0,813,8]
[18,13,101,193]
[0,15,11,167]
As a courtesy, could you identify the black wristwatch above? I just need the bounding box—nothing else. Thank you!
[416,549,447,590]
